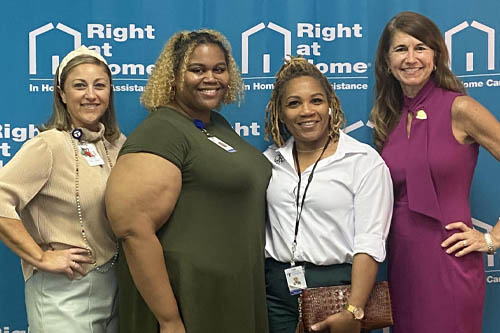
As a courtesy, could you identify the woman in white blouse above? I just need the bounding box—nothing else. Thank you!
[263,57,393,333]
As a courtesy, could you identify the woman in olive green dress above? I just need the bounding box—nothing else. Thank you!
[105,29,271,333]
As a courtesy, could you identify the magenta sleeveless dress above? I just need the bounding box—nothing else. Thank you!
[382,79,485,333]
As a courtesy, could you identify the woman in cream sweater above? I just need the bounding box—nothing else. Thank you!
[0,46,125,332]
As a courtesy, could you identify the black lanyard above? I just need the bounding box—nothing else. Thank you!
[290,137,331,266]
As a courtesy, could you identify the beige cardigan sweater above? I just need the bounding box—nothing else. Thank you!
[0,124,125,281]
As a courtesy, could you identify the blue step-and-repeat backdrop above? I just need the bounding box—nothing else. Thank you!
[1,1,499,332]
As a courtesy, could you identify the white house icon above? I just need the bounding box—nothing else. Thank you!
[445,21,494,72]
[241,22,291,74]
[29,22,81,75]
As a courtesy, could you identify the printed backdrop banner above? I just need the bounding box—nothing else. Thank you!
[1,1,499,332]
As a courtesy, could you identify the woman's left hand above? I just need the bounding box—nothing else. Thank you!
[441,221,488,257]
[310,310,361,333]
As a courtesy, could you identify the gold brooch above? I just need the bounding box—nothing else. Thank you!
[415,110,427,120]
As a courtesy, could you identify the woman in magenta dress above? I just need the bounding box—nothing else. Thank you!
[371,11,500,333]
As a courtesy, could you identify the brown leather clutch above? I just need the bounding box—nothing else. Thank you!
[299,281,393,331]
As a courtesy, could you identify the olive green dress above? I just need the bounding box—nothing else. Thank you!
[118,107,271,333]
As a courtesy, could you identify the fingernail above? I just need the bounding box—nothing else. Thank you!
[445,225,450,229]
[311,325,317,330]
[440,242,444,247]
[446,249,451,254]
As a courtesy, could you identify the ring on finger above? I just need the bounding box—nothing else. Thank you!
[463,240,467,247]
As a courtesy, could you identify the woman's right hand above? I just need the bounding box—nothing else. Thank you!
[0,217,96,280]
[311,311,361,333]
[159,318,186,333]
[38,247,94,279]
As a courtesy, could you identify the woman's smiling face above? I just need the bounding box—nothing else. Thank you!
[60,63,110,131]
[388,30,435,97]
[280,75,330,150]
[175,43,230,114]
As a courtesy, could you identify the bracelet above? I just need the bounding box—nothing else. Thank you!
[484,233,495,255]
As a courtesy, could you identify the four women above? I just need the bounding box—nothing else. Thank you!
[1,12,499,332]
[264,57,393,333]
[371,11,500,333]
[0,46,124,332]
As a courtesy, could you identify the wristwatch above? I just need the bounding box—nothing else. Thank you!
[345,304,365,320]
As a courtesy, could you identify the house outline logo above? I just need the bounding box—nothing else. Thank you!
[241,22,291,74]
[445,20,495,72]
[29,22,81,75]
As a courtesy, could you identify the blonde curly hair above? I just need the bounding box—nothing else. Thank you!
[265,57,345,147]
[141,29,244,111]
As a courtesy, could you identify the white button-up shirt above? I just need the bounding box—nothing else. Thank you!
[264,131,393,265]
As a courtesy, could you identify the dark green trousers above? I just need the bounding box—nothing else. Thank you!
[265,258,352,333]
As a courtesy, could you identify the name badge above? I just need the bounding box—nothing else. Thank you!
[207,136,237,153]
[284,265,307,295]
[79,143,104,166]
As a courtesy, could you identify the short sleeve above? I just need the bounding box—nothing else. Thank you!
[0,136,52,220]
[352,160,393,262]
[119,112,188,170]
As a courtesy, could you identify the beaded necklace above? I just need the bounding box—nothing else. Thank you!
[69,129,119,273]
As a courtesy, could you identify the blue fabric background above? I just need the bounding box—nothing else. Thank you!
[1,1,499,331]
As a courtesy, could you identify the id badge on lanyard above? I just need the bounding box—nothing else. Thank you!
[194,119,237,153]
[283,137,331,296]
[207,136,236,152]
[285,265,307,295]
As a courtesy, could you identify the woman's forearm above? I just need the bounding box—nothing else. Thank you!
[0,216,44,265]
[348,253,378,308]
[122,231,182,325]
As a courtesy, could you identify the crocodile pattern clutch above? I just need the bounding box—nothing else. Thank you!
[299,281,393,331]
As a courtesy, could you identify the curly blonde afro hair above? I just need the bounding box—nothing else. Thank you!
[141,29,244,111]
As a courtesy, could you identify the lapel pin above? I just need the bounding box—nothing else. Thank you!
[274,152,284,164]
[416,110,427,120]
[72,128,83,140]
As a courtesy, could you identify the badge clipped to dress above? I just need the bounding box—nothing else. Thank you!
[206,136,236,152]
[193,119,237,153]
[284,265,307,295]
[79,143,105,166]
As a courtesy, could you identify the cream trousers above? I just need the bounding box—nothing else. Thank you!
[25,261,118,333]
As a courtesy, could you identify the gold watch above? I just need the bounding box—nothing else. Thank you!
[345,304,365,320]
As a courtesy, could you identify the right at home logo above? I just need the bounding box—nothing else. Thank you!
[28,21,157,94]
[29,23,81,76]
[445,19,500,89]
[240,21,370,93]
[445,20,494,72]
[242,22,291,75]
